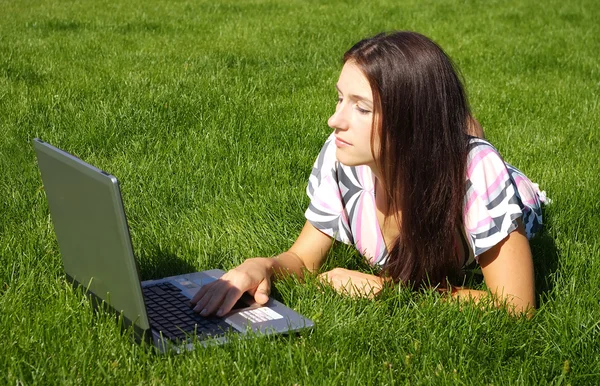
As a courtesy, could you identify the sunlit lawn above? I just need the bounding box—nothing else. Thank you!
[1,0,599,384]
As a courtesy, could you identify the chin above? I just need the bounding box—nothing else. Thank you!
[335,149,370,167]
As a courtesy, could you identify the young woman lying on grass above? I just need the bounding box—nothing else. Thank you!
[191,31,547,316]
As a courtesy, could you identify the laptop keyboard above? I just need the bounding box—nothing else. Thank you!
[142,282,232,342]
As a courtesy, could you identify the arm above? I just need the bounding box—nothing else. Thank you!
[272,220,336,276]
[190,220,332,316]
[452,219,535,315]
[318,268,387,298]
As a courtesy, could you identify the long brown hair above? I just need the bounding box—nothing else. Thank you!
[344,31,470,288]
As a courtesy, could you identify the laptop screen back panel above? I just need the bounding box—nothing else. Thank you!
[33,139,150,331]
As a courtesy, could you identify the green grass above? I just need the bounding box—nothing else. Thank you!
[1,0,599,384]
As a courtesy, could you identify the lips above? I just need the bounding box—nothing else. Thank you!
[335,136,352,147]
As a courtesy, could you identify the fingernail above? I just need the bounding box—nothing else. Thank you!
[200,309,208,316]
[193,305,201,312]
[216,308,224,317]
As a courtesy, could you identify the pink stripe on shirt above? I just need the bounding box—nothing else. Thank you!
[467,147,495,176]
[465,216,494,233]
[480,168,509,200]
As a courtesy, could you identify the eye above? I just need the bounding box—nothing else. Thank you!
[355,105,371,115]
[337,96,343,105]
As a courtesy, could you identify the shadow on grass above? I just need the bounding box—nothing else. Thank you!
[137,246,197,281]
[529,206,559,307]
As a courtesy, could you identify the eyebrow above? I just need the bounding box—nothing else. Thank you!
[335,85,373,108]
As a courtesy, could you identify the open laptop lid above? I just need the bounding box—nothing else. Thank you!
[33,139,150,333]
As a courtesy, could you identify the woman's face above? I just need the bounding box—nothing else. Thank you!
[328,61,379,171]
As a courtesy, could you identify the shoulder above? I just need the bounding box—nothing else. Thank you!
[307,134,337,197]
[304,134,351,243]
[466,137,506,178]
[314,133,337,168]
[465,137,514,199]
[463,137,524,257]
[307,134,372,197]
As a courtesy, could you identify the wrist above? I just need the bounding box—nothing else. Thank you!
[269,251,306,278]
[262,256,277,274]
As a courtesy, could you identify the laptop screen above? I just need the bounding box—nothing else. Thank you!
[34,139,150,331]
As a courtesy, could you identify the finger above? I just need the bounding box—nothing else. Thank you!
[190,281,212,304]
[253,279,271,305]
[215,287,244,317]
[201,285,241,316]
[317,272,329,282]
[192,282,228,315]
[318,272,335,286]
[191,280,225,310]
[190,276,233,305]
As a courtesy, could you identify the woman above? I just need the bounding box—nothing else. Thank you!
[191,31,546,316]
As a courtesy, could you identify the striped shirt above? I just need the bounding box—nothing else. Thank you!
[305,134,546,267]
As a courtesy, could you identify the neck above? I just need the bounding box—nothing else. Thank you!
[372,169,402,221]
[368,163,382,181]
[374,176,391,216]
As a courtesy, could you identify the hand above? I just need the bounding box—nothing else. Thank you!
[318,268,384,298]
[190,258,273,317]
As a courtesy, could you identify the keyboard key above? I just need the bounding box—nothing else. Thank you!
[143,282,230,342]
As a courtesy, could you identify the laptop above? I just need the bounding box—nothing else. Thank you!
[33,138,314,353]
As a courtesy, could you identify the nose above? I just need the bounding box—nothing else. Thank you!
[327,102,349,131]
